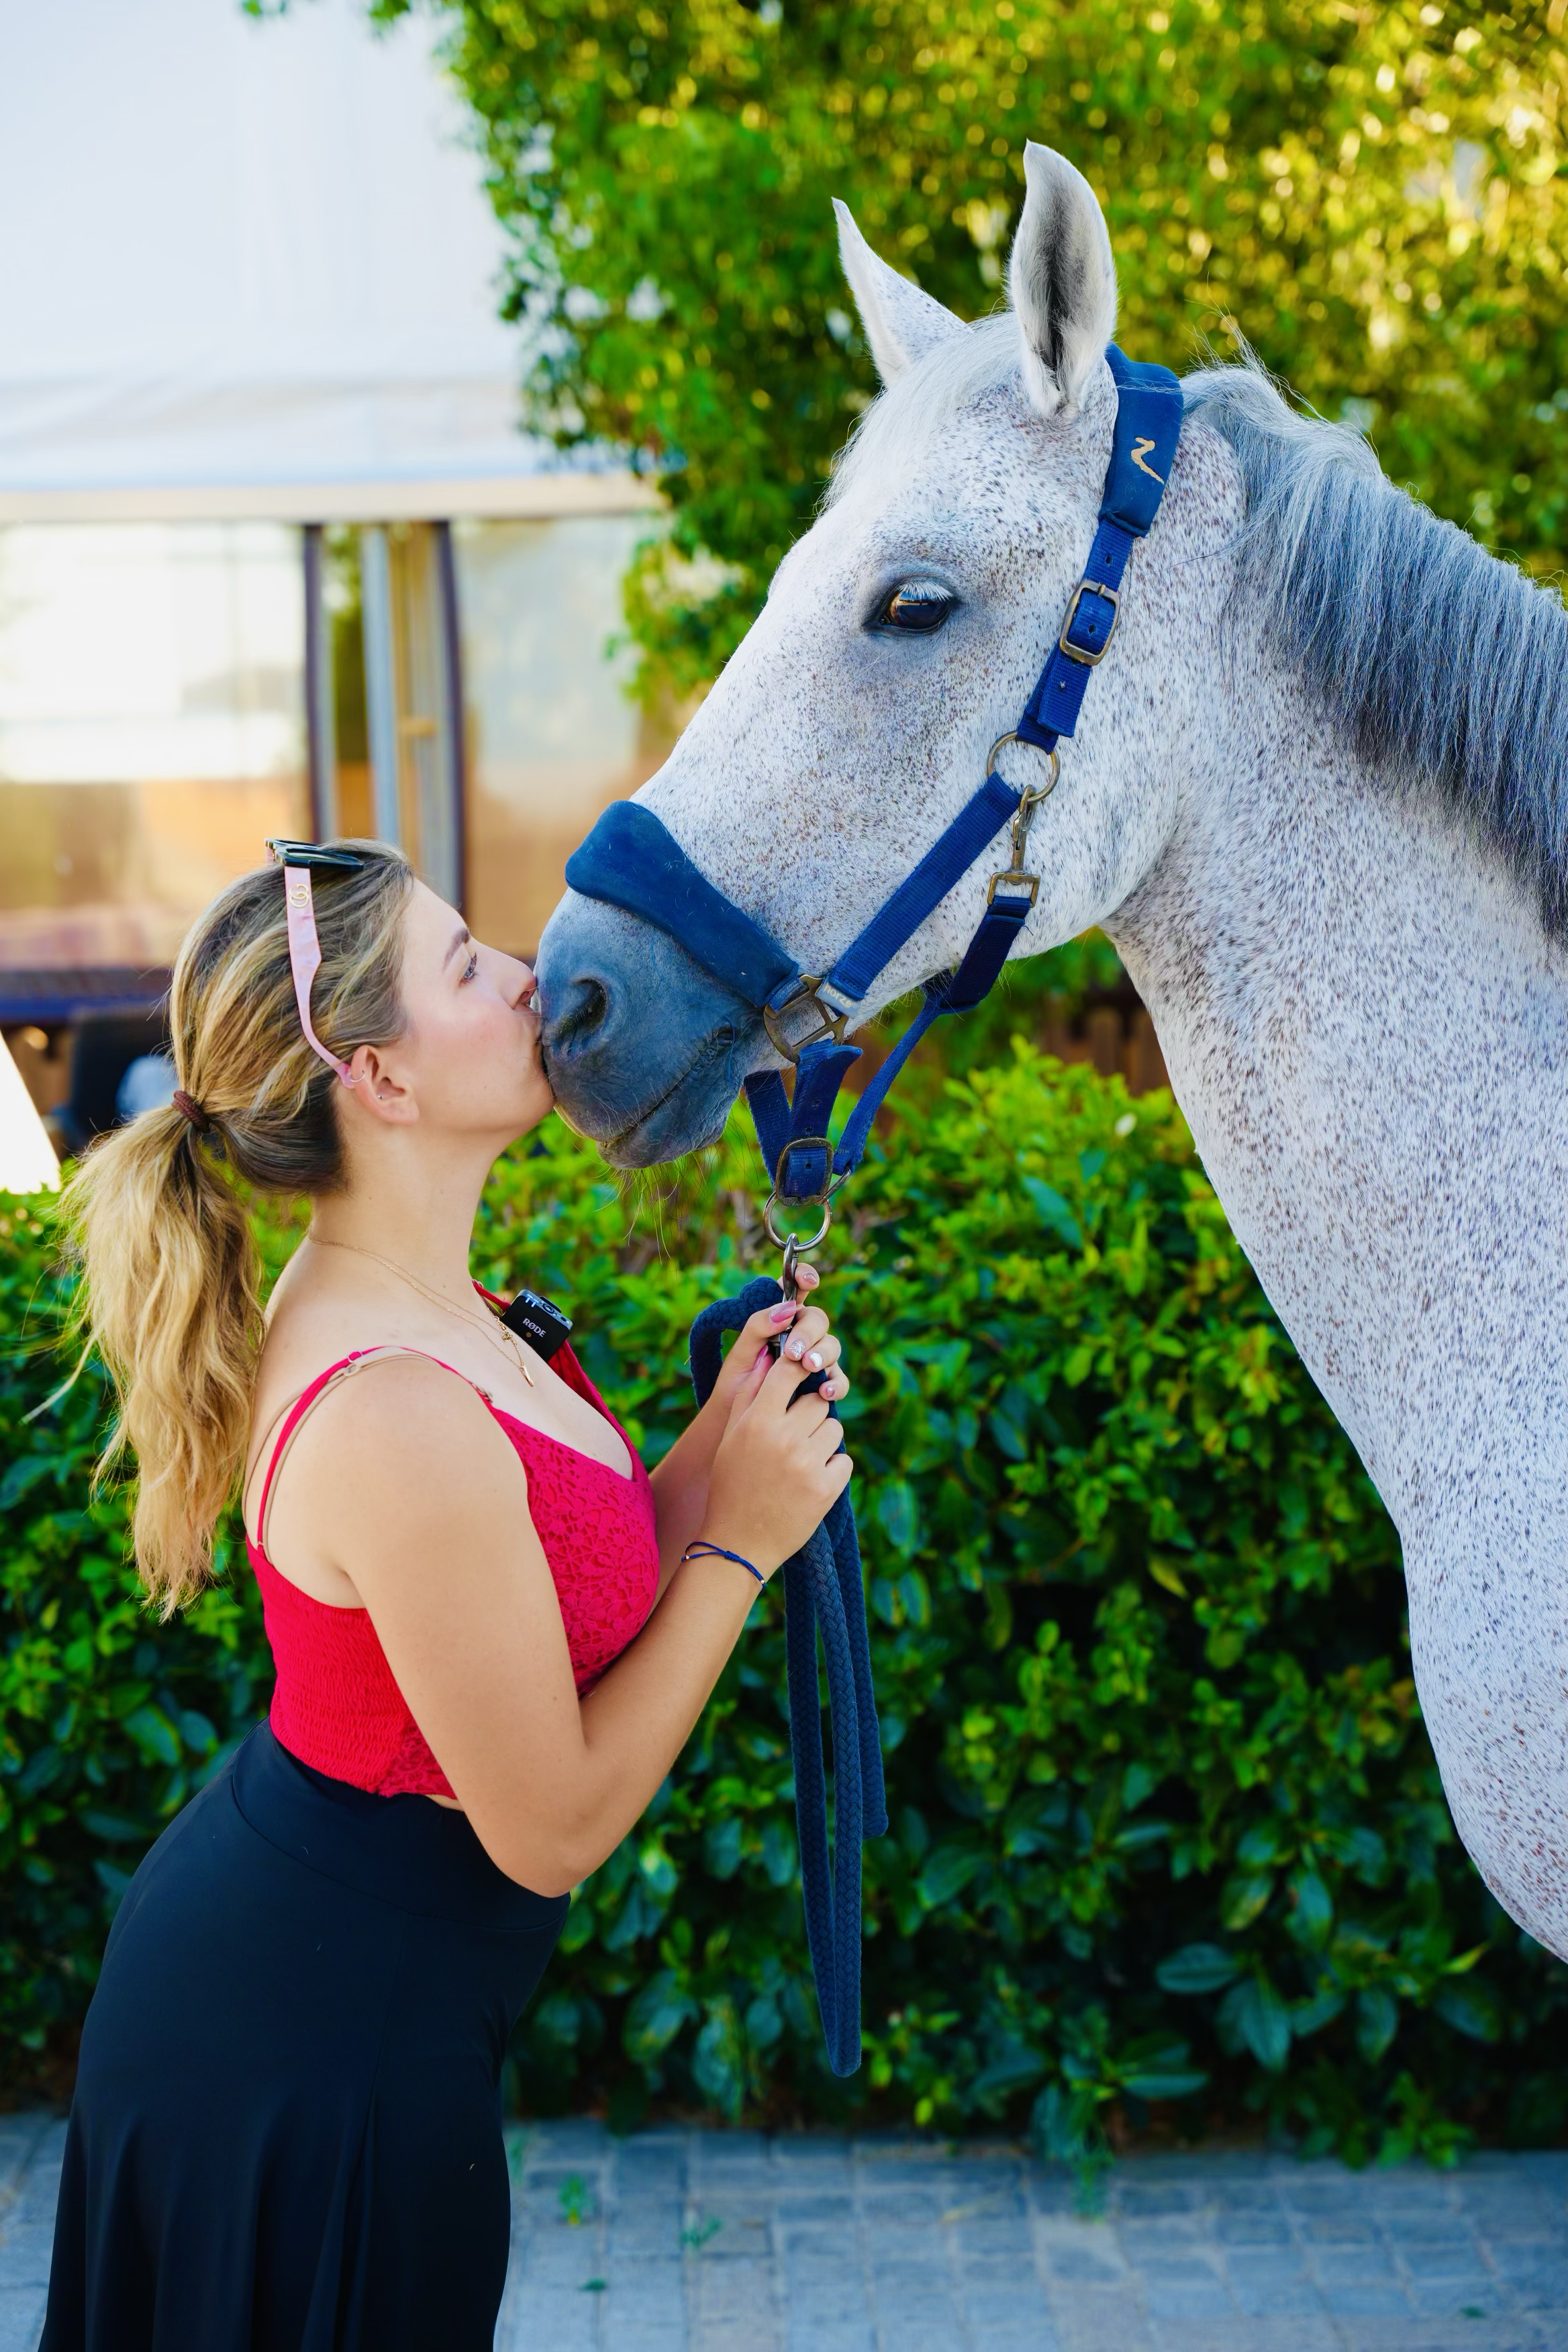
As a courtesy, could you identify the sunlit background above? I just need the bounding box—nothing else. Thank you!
[0,0,665,1176]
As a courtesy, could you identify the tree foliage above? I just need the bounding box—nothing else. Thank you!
[366,0,1568,701]
[3,1061,1563,2157]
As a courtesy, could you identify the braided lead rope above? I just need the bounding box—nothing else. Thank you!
[687,1277,887,2076]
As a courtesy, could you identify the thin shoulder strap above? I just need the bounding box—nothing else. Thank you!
[252,1345,490,1559]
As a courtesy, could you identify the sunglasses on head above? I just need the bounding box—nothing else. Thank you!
[264,839,366,1085]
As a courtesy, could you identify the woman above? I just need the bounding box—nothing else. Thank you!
[43,839,850,2352]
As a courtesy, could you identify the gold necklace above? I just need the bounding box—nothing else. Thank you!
[310,1234,535,1388]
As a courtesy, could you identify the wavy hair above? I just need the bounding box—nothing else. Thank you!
[60,843,415,1613]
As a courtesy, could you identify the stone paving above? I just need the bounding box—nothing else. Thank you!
[0,2111,1560,2350]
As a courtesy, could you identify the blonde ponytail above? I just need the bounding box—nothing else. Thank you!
[60,843,413,1612]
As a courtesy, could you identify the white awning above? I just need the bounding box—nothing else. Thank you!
[0,0,650,521]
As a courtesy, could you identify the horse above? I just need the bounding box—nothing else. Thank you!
[535,143,1568,1963]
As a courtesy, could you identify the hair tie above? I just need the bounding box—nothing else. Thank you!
[172,1089,211,1135]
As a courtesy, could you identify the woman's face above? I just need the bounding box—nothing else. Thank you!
[370,880,554,1148]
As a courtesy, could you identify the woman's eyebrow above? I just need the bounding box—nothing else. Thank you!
[443,925,472,969]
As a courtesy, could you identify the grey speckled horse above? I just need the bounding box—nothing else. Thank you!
[536,144,1568,1959]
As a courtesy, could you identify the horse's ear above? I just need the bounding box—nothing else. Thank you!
[833,199,968,385]
[1009,144,1118,418]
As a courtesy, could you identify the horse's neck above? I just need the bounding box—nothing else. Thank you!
[1107,719,1568,1543]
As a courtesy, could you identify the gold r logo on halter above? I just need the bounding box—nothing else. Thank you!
[1130,438,1165,483]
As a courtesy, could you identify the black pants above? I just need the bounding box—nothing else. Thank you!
[42,1725,567,2351]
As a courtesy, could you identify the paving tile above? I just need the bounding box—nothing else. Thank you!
[0,2108,1561,2352]
[0,2287,44,2352]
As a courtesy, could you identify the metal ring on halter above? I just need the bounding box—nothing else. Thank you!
[987,732,1063,794]
[764,1193,834,1250]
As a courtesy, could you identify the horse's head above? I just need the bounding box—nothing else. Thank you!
[537,144,1227,1163]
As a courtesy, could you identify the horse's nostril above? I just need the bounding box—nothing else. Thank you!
[556,977,609,1048]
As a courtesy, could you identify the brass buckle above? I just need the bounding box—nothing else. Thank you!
[761,977,851,1065]
[772,1133,839,1208]
[987,871,1040,908]
[1057,577,1120,667]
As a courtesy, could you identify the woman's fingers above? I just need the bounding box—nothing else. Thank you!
[781,1304,830,1365]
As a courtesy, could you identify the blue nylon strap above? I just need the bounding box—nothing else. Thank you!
[746,1041,863,1200]
[564,799,800,1010]
[1014,344,1182,756]
[822,770,1022,1006]
[1016,511,1136,752]
[830,984,948,1180]
[944,888,1034,1015]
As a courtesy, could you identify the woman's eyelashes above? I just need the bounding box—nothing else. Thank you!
[460,949,479,985]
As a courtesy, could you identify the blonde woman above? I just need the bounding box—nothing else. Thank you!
[42,840,850,2352]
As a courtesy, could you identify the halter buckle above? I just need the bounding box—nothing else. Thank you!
[761,977,851,1065]
[1058,577,1120,667]
[771,1132,842,1207]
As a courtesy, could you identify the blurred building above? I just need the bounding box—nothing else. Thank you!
[0,0,663,1153]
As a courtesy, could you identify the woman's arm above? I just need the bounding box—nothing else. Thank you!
[298,1340,850,1896]
[646,1273,848,1594]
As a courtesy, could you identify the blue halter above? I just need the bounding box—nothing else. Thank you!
[565,346,1181,1224]
[562,346,1179,2075]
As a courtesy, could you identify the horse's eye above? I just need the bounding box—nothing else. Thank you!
[875,579,958,632]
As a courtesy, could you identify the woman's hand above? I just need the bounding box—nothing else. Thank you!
[703,1267,852,1422]
[698,1333,852,1580]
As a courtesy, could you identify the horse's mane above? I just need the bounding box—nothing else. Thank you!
[832,317,1568,938]
[1184,356,1568,939]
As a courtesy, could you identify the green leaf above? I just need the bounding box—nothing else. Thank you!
[1432,1981,1502,2044]
[1157,1944,1240,1996]
[1220,1975,1292,2073]
[1022,1179,1082,1251]
[875,1479,921,1555]
[81,1809,148,1845]
[917,1847,985,1908]
[1220,1871,1275,1931]
[1356,1987,1400,2065]
[0,1454,55,1511]
[1122,2067,1208,2102]
[703,1816,744,1881]
[622,1969,695,2066]
[1287,1869,1334,1951]
[971,2043,1048,2102]
[760,1818,797,1888]
[1289,1989,1346,2039]
[692,2002,745,2119]
[124,1706,181,1768]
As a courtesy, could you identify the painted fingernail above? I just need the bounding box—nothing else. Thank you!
[770,1305,795,1325]
[785,1336,804,1359]
[804,1350,822,1370]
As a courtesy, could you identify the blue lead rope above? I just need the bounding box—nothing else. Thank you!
[688,1276,887,2077]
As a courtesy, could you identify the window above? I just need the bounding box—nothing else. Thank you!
[0,522,307,975]
[454,516,671,955]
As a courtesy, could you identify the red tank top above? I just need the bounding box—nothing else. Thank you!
[246,1338,660,1799]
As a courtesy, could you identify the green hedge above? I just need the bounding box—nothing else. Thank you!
[2,1051,1563,2161]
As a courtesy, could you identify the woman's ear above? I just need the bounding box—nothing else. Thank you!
[1009,143,1118,418]
[341,1043,420,1127]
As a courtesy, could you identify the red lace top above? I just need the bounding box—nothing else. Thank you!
[246,1338,660,1799]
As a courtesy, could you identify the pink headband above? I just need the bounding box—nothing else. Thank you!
[278,861,356,1086]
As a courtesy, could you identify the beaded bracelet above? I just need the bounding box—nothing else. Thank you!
[681,1539,765,1585]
